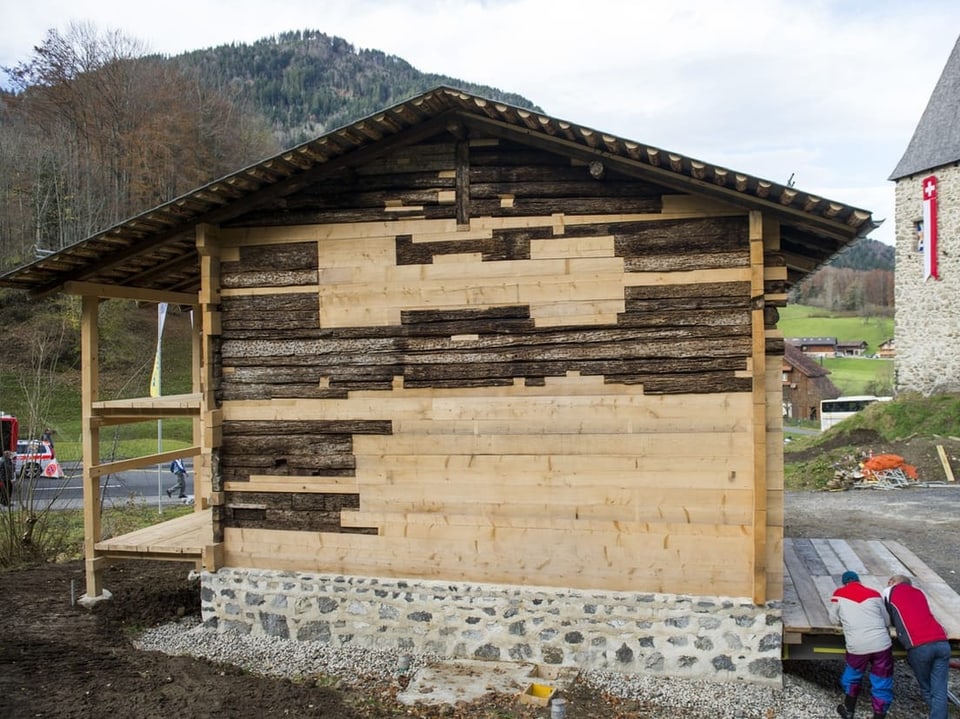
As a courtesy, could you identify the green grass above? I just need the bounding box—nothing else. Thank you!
[820,357,894,396]
[783,393,960,489]
[778,304,893,353]
[778,304,894,395]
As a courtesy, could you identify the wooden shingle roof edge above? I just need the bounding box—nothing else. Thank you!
[0,85,878,299]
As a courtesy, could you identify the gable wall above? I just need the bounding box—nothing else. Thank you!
[207,135,785,601]
[894,164,960,395]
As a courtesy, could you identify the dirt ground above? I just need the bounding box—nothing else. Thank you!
[2,449,960,718]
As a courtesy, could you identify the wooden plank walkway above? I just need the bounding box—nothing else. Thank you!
[783,537,960,644]
[95,508,212,562]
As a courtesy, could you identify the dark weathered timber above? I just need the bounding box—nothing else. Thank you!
[401,356,747,382]
[401,306,531,323]
[222,491,370,533]
[766,337,785,354]
[219,384,350,401]
[221,314,321,334]
[221,455,357,475]
[220,467,356,484]
[468,142,572,168]
[224,420,391,436]
[230,241,319,271]
[626,281,752,300]
[471,197,661,216]
[221,434,354,456]
[613,217,749,256]
[456,139,470,225]
[225,204,457,227]
[470,180,665,200]
[221,293,318,312]
[623,251,749,272]
[611,373,753,394]
[395,230,542,265]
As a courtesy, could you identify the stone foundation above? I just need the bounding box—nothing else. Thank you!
[201,568,783,685]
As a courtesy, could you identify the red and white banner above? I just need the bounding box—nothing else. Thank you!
[922,175,939,281]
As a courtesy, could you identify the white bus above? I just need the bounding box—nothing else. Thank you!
[819,395,892,431]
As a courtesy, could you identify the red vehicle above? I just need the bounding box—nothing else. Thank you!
[0,413,18,454]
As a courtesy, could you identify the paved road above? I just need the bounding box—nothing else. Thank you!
[18,461,194,510]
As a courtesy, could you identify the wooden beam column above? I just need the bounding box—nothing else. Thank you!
[196,223,224,570]
[81,294,106,597]
[749,210,768,604]
[191,301,204,508]
[456,138,470,228]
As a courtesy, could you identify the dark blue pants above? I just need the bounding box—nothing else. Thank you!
[907,640,951,719]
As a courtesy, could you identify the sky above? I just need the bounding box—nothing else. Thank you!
[3,0,960,247]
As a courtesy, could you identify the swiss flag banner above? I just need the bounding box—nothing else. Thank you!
[922,175,939,280]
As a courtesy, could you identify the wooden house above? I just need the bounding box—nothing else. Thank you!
[878,338,896,359]
[782,344,840,421]
[786,337,838,358]
[0,87,876,681]
[835,340,868,357]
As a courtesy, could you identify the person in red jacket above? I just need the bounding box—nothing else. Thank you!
[883,575,951,719]
[829,570,894,719]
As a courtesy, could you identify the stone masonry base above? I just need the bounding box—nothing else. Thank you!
[200,568,783,685]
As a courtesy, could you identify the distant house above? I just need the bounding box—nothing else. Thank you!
[878,338,896,359]
[782,344,840,421]
[835,340,868,357]
[889,34,960,395]
[787,336,837,358]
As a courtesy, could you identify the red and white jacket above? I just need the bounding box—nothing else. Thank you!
[829,581,893,654]
[883,583,947,650]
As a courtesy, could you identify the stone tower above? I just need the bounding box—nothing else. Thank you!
[889,35,960,395]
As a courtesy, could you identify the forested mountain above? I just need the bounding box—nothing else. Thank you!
[828,236,895,271]
[172,29,540,147]
[790,237,895,313]
[0,25,538,268]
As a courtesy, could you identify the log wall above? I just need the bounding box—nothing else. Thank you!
[210,133,785,600]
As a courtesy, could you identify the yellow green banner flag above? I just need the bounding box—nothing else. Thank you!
[149,303,168,398]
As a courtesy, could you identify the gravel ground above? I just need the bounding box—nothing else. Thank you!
[121,485,960,718]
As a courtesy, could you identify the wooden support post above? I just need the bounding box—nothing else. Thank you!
[196,223,222,555]
[191,297,205,508]
[749,211,767,605]
[456,139,470,228]
[81,295,104,598]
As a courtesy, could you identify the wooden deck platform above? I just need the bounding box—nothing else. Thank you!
[95,508,213,563]
[783,537,960,658]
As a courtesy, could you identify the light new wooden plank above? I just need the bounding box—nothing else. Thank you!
[353,432,751,457]
[221,527,753,597]
[340,510,750,537]
[355,451,752,477]
[354,465,754,490]
[357,486,753,525]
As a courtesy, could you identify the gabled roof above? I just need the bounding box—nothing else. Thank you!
[889,35,960,180]
[0,86,877,299]
[784,344,831,379]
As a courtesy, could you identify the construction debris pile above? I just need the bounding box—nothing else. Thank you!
[828,453,920,491]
